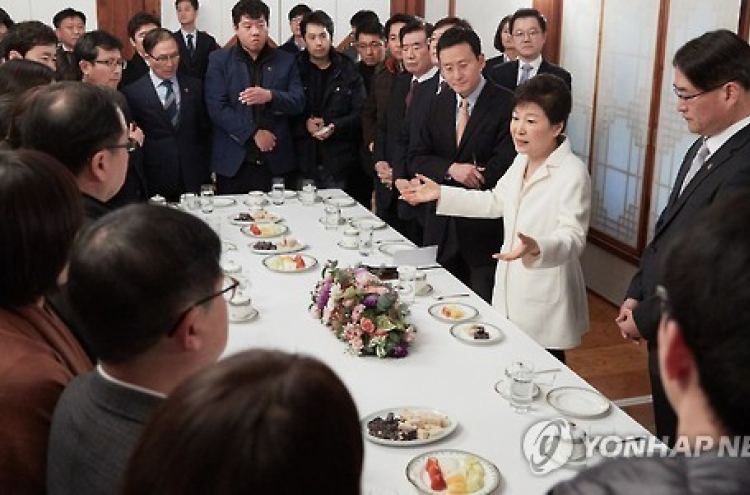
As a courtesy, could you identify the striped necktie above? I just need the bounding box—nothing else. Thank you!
[679,138,709,195]
[519,63,533,85]
[161,79,179,127]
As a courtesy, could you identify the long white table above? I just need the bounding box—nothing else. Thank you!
[211,191,651,494]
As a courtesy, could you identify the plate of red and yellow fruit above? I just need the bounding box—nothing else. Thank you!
[406,449,501,494]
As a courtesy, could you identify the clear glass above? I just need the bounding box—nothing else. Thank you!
[324,204,341,230]
[200,184,214,213]
[397,265,416,305]
[509,361,535,413]
[300,179,317,206]
[358,226,374,256]
[271,177,285,205]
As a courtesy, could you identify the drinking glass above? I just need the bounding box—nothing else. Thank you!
[200,184,214,213]
[509,361,535,413]
[397,265,416,305]
[300,179,317,206]
[271,177,285,205]
[358,226,374,256]
[324,204,341,230]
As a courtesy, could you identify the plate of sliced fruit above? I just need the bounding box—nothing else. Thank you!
[229,210,282,225]
[240,223,289,238]
[449,322,504,346]
[262,254,317,273]
[362,407,456,447]
[406,449,501,495]
[428,302,478,323]
[250,237,305,255]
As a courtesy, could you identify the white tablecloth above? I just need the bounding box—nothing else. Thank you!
[210,191,650,494]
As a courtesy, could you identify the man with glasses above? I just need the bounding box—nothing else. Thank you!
[554,192,750,494]
[279,3,311,54]
[120,12,160,88]
[123,27,211,201]
[205,0,305,193]
[487,8,570,92]
[47,204,229,495]
[616,29,750,447]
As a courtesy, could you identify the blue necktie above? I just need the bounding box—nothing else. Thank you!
[161,79,179,127]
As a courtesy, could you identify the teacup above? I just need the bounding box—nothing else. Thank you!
[341,228,359,248]
[415,270,427,295]
[228,291,255,322]
[246,191,266,206]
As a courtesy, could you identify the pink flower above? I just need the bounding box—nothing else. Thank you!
[360,317,375,334]
[354,269,378,286]
[310,307,322,319]
[365,285,388,295]
[351,304,365,323]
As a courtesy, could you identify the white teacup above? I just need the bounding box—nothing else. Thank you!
[246,191,266,206]
[228,291,255,322]
[415,270,427,295]
[341,228,359,248]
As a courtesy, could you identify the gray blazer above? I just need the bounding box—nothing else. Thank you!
[47,370,163,495]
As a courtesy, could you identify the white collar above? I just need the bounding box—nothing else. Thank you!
[455,76,486,108]
[517,55,543,71]
[413,65,438,84]
[97,365,167,399]
[704,114,750,158]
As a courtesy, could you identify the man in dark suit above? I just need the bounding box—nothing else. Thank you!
[488,8,571,91]
[52,8,85,80]
[47,205,228,495]
[409,27,516,302]
[123,28,211,201]
[616,29,750,447]
[278,3,311,54]
[120,12,160,89]
[174,0,219,80]
[205,0,305,194]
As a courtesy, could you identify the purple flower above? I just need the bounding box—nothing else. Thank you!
[316,280,332,310]
[363,294,379,307]
[391,342,409,358]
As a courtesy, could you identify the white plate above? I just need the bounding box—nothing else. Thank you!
[284,190,297,199]
[406,449,502,495]
[213,197,237,208]
[240,223,289,238]
[428,302,478,323]
[337,240,359,250]
[379,241,411,256]
[318,216,348,226]
[362,407,457,447]
[262,254,318,273]
[450,322,504,345]
[228,211,282,225]
[546,387,611,419]
[229,307,258,323]
[350,217,387,230]
[493,379,541,400]
[250,238,306,254]
[324,196,356,207]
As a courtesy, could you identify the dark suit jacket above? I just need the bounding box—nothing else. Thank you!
[47,370,163,494]
[120,53,149,89]
[174,29,219,80]
[205,44,305,177]
[627,123,750,341]
[410,80,516,266]
[488,59,572,92]
[122,73,211,199]
[372,72,411,216]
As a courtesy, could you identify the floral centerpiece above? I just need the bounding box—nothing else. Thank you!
[310,261,416,358]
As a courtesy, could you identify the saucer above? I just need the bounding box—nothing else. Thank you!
[229,307,258,323]
[337,240,359,250]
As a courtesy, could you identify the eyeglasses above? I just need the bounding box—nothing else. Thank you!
[672,81,730,101]
[513,29,542,39]
[149,53,181,63]
[105,137,139,153]
[167,276,239,336]
[95,58,127,70]
[357,41,384,50]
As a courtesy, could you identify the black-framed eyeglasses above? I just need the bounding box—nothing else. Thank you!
[94,58,127,70]
[655,284,671,316]
[148,52,181,63]
[672,81,730,101]
[105,137,139,153]
[167,276,239,336]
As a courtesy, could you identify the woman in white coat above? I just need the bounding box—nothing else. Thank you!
[401,74,591,362]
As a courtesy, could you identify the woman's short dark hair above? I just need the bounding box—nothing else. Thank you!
[18,81,124,176]
[300,10,334,38]
[661,192,750,436]
[0,59,54,96]
[493,15,512,52]
[673,29,750,91]
[122,350,363,495]
[74,30,123,64]
[513,73,572,126]
[68,204,222,364]
[231,0,271,26]
[0,149,83,308]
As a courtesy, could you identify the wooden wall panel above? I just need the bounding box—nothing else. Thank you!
[390,0,425,17]
[533,0,562,64]
[97,0,160,59]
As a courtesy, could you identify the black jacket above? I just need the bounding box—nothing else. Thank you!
[174,29,219,80]
[294,50,366,179]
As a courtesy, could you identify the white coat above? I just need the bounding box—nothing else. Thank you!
[437,137,591,348]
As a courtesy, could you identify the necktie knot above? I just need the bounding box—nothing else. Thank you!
[161,79,173,89]
[519,63,533,85]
